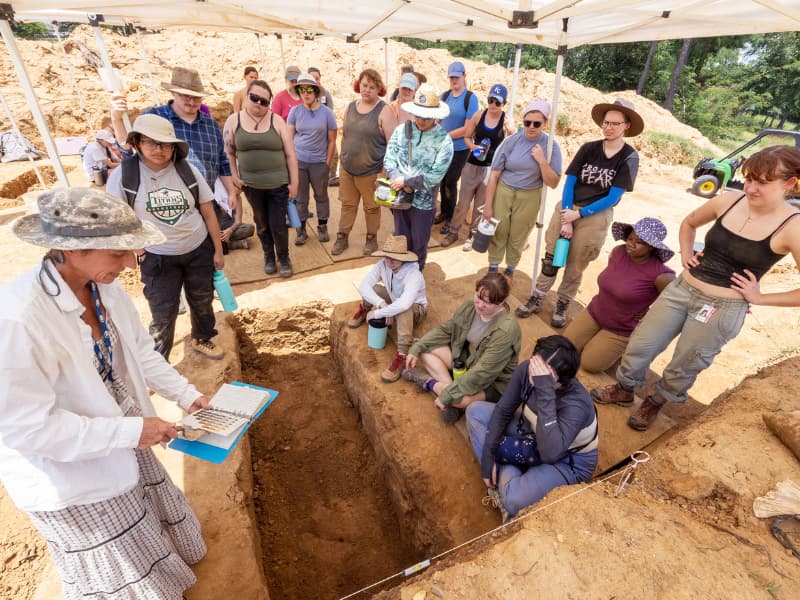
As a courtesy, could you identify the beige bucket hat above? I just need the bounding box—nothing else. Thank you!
[125,114,190,160]
[161,66,207,97]
[371,235,418,262]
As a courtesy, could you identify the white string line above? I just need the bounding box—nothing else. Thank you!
[338,464,638,600]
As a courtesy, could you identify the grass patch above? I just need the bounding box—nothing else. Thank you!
[642,132,707,167]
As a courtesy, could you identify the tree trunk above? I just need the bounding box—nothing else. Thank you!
[663,38,693,112]
[637,40,658,95]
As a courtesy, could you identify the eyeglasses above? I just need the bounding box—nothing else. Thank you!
[296,86,316,95]
[174,92,202,103]
[523,120,543,128]
[487,98,502,106]
[602,120,626,128]
[248,92,270,107]
[140,139,174,151]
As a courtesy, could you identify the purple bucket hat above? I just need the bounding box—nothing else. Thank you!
[611,217,674,263]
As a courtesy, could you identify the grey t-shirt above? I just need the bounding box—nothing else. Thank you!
[491,132,562,190]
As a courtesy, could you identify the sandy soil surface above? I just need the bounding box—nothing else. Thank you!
[1,29,799,600]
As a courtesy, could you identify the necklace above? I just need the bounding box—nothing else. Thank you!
[245,108,267,130]
[739,212,756,232]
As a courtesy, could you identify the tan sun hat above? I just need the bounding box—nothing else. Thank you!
[371,235,418,262]
[591,98,644,137]
[402,84,450,120]
[125,114,189,160]
[161,66,207,97]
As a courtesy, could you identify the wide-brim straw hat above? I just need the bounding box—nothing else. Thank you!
[13,187,165,251]
[611,217,674,262]
[402,84,450,120]
[591,98,644,137]
[371,235,418,262]
[125,114,190,160]
[161,66,207,97]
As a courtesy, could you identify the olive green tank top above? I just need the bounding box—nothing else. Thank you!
[235,113,289,189]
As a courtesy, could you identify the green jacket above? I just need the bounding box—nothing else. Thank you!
[409,300,522,407]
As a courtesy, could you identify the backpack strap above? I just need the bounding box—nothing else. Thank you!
[120,155,141,208]
[174,158,200,209]
[440,89,474,113]
[404,120,413,168]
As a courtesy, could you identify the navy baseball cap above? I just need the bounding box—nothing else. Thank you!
[488,84,508,103]
[447,61,466,77]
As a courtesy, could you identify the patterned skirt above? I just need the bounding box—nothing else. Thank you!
[28,448,206,599]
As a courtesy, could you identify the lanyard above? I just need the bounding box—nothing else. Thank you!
[89,281,114,382]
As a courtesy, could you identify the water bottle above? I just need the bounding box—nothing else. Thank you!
[286,198,301,228]
[553,237,570,268]
[472,138,491,162]
[212,270,238,312]
[471,217,500,253]
[452,359,466,380]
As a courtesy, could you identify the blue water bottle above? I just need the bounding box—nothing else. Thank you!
[286,198,301,228]
[213,270,238,312]
[472,138,491,162]
[552,237,570,267]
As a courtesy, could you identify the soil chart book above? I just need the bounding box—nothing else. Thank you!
[169,381,278,464]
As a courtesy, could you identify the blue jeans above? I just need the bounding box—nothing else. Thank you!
[617,274,749,403]
[466,401,597,518]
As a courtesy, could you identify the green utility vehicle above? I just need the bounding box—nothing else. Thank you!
[691,129,800,198]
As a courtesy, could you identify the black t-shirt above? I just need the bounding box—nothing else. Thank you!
[566,140,638,207]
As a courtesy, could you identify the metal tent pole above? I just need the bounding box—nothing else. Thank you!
[135,26,160,106]
[277,33,286,74]
[0,89,47,188]
[54,22,94,133]
[507,44,522,126]
[90,15,131,131]
[384,37,389,96]
[0,14,69,186]
[255,33,267,78]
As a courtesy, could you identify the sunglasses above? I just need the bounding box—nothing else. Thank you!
[488,97,503,106]
[523,120,543,128]
[248,92,270,107]
[296,86,317,95]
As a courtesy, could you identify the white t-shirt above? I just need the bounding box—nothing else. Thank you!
[82,141,110,178]
[106,161,214,256]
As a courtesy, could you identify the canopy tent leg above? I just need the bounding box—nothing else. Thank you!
[384,37,389,97]
[135,26,160,106]
[91,17,131,132]
[255,33,267,80]
[507,43,522,125]
[0,90,47,188]
[54,22,94,134]
[277,33,286,75]
[0,18,69,187]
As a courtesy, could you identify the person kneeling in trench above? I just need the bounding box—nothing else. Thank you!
[402,272,521,425]
[466,335,598,522]
[348,235,428,383]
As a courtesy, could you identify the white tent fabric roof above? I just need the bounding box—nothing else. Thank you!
[12,1,800,48]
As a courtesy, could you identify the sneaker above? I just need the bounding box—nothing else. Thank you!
[462,237,473,252]
[441,405,464,425]
[590,383,635,407]
[439,222,450,235]
[628,394,667,431]
[482,488,510,524]
[381,352,406,383]
[317,224,330,243]
[264,258,277,275]
[347,304,366,329]
[402,366,432,391]
[551,298,569,328]
[363,234,378,255]
[279,261,293,278]
[515,293,543,318]
[331,233,348,255]
[441,232,459,247]
[190,338,224,360]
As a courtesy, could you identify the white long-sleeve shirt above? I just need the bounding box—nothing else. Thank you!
[358,260,427,319]
[0,265,202,511]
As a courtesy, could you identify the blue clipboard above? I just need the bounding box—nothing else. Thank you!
[168,381,278,464]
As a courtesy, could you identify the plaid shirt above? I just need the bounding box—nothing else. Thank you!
[144,101,231,187]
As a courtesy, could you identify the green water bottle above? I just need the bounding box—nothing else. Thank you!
[453,359,466,380]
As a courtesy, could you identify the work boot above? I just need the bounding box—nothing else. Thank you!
[515,293,543,318]
[482,488,510,524]
[294,222,308,246]
[590,382,635,407]
[264,256,277,275]
[381,352,406,383]
[331,233,349,255]
[317,224,330,243]
[363,234,378,255]
[551,298,569,328]
[279,260,293,278]
[347,303,367,329]
[441,232,459,247]
[402,366,432,391]
[190,338,224,360]
[628,394,667,431]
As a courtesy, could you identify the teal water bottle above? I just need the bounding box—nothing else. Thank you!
[286,198,301,228]
[553,237,570,267]
[213,270,238,312]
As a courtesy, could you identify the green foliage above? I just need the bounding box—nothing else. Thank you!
[642,132,707,166]
[10,21,49,39]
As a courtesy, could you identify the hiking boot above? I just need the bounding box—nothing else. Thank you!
[462,236,473,252]
[328,177,339,187]
[441,405,464,425]
[363,234,378,255]
[190,338,224,360]
[591,382,634,407]
[628,394,667,431]
[551,298,569,328]
[294,223,308,246]
[433,213,446,225]
[515,293,543,318]
[347,303,367,329]
[402,366,432,391]
[331,233,349,255]
[279,260,293,278]
[441,232,459,247]
[482,488,510,524]
[317,224,330,243]
[229,239,249,250]
[439,222,451,235]
[381,352,406,383]
[264,257,277,275]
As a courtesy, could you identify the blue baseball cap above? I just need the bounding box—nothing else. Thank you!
[447,61,466,77]
[399,72,418,90]
[488,84,507,103]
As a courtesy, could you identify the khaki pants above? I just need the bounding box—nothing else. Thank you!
[488,181,541,268]
[563,309,629,374]
[535,202,613,303]
[450,162,490,237]
[370,285,427,354]
[337,169,381,236]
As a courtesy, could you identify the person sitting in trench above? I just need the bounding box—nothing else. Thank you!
[466,335,598,522]
[563,217,675,373]
[402,272,521,425]
[348,235,428,384]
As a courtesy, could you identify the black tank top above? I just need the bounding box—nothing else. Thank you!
[467,109,506,166]
[690,194,799,286]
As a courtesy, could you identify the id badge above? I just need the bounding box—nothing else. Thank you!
[694,303,716,324]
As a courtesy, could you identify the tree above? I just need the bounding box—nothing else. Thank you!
[637,41,658,95]
[663,38,693,111]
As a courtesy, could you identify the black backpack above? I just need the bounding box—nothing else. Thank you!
[440,89,474,113]
[120,154,200,209]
